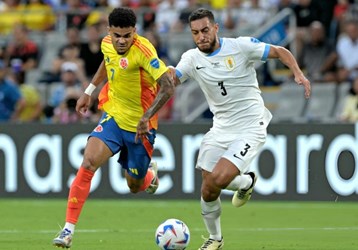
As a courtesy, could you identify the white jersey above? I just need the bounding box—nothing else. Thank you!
[176,37,272,133]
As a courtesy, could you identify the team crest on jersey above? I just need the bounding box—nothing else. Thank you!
[224,56,235,70]
[94,125,103,132]
[119,58,129,69]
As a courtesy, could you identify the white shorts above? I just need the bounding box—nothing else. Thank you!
[196,128,266,174]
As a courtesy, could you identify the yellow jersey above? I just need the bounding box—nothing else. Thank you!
[100,34,168,132]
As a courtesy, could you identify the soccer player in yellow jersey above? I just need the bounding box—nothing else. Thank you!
[53,7,175,248]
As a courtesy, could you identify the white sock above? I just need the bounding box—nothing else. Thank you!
[64,222,75,234]
[201,197,222,241]
[225,174,252,191]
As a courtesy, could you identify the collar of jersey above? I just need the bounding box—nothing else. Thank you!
[206,37,223,57]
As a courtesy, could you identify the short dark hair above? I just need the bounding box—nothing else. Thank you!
[188,8,215,24]
[108,7,137,28]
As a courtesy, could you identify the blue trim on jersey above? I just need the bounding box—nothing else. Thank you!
[261,44,270,61]
[176,69,182,78]
[208,38,223,57]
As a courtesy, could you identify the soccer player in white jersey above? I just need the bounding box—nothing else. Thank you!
[169,8,311,250]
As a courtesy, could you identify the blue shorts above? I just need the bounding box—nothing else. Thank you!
[90,113,156,179]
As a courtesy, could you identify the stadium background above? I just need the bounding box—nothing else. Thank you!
[0,1,357,249]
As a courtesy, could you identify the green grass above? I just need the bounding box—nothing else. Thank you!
[0,199,357,250]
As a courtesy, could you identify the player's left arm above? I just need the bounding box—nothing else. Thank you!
[135,70,175,142]
[268,45,311,99]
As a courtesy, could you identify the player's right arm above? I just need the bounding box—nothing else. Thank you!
[76,60,107,115]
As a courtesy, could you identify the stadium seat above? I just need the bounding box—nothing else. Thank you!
[303,83,337,122]
[271,82,308,122]
[333,82,351,120]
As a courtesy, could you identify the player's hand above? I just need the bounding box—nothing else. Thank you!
[295,74,311,99]
[76,93,92,115]
[135,117,151,143]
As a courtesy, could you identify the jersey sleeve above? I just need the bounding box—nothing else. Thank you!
[175,50,194,84]
[236,37,270,62]
[137,40,168,80]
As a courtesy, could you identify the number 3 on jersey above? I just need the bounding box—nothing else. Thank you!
[218,81,227,96]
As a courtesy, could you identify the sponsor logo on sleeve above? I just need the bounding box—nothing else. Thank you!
[150,58,160,69]
[250,37,261,43]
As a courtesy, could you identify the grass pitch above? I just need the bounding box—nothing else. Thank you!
[0,199,357,250]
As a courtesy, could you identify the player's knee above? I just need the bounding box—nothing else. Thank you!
[210,170,231,189]
[81,157,99,172]
[127,183,141,193]
[201,187,220,202]
[212,176,229,189]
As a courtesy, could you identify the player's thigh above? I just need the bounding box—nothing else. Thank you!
[84,113,124,167]
[222,133,266,174]
[196,142,225,172]
[120,129,156,180]
[83,137,113,167]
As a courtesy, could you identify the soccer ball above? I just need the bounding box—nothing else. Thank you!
[155,218,190,250]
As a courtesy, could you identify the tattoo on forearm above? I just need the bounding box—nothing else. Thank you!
[144,73,175,119]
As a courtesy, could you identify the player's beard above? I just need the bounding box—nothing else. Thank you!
[198,38,217,54]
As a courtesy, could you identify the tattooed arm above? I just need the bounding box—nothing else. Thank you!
[135,70,175,142]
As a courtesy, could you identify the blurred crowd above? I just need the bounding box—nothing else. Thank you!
[1,0,358,124]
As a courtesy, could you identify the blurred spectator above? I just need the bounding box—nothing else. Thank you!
[9,70,43,122]
[329,0,350,45]
[137,0,158,32]
[47,45,87,83]
[221,0,243,31]
[291,0,322,57]
[143,30,172,65]
[155,0,186,33]
[64,0,90,30]
[339,76,358,122]
[0,60,25,122]
[0,0,23,35]
[21,0,56,32]
[52,88,84,123]
[314,0,337,38]
[80,24,104,79]
[336,19,358,82]
[4,24,40,84]
[47,62,83,109]
[240,0,271,28]
[299,21,338,82]
[58,26,83,56]
[85,6,110,36]
[172,0,202,32]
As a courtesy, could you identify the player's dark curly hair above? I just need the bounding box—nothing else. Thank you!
[108,7,137,28]
[188,8,215,24]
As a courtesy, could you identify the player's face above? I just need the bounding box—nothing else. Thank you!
[190,17,219,54]
[108,26,136,55]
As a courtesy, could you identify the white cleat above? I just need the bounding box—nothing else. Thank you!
[145,161,159,194]
[53,228,73,248]
[198,236,224,250]
[232,172,257,207]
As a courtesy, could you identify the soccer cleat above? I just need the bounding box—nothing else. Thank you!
[145,161,159,194]
[198,236,224,250]
[53,228,73,248]
[232,172,257,207]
